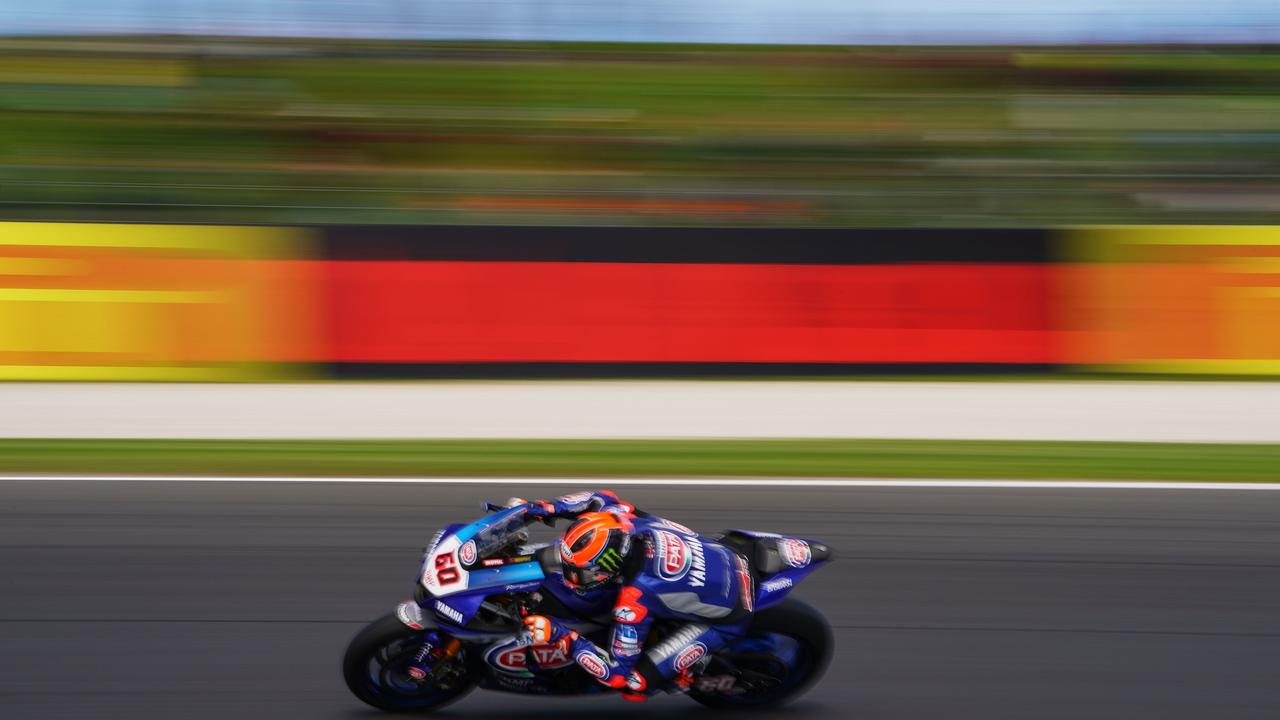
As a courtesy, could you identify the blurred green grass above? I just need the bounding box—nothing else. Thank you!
[2,37,1277,226]
[0,439,1276,481]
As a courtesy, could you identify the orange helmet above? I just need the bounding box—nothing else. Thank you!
[559,512,633,591]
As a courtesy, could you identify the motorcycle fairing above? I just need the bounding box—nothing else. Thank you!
[722,529,832,610]
[420,507,547,602]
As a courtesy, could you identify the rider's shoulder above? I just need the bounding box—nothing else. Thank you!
[633,515,698,536]
[628,518,713,588]
[632,518,697,561]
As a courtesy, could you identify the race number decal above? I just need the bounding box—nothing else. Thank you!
[696,675,737,694]
[421,535,472,597]
[434,551,461,585]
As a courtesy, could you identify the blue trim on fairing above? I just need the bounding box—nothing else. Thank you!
[431,576,543,626]
[468,562,545,587]
[436,523,466,548]
[454,506,526,543]
[725,529,783,539]
[744,533,832,610]
[755,560,827,609]
[433,593,485,624]
[417,511,546,614]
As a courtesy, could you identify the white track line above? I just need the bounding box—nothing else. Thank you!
[0,475,1278,491]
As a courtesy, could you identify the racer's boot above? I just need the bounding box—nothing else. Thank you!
[670,653,712,694]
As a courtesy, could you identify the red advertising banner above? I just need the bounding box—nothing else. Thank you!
[323,261,1058,364]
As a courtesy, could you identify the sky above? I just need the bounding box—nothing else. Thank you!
[2,0,1278,44]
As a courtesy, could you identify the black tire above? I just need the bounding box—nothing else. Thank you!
[342,613,479,714]
[688,597,834,709]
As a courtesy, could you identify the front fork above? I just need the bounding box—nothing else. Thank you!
[396,600,463,682]
[405,631,464,681]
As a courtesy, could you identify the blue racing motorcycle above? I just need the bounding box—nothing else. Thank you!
[343,501,834,711]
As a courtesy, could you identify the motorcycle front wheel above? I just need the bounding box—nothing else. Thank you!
[688,597,834,709]
[342,613,478,713]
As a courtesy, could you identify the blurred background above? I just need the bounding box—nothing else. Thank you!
[2,6,1279,720]
[0,0,1278,230]
[0,2,1279,380]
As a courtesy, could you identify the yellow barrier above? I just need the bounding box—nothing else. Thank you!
[1064,226,1280,374]
[0,223,318,381]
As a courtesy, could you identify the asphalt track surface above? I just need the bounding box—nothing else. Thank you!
[2,481,1278,720]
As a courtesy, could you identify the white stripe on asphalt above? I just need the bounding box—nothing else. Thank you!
[0,475,1278,491]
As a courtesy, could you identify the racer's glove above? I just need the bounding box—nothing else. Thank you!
[521,499,558,524]
[516,492,631,527]
[521,614,576,645]
[538,491,625,518]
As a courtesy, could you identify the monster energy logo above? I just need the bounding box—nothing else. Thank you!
[597,548,624,572]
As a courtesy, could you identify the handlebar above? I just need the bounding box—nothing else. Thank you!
[481,500,557,526]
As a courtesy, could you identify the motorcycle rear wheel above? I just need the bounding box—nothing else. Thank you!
[343,613,478,713]
[688,597,834,708]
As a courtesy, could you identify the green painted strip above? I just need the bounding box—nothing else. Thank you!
[0,439,1276,482]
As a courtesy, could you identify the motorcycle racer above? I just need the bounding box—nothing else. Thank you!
[352,489,835,712]
[514,491,756,701]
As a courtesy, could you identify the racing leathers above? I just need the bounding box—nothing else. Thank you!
[519,491,755,699]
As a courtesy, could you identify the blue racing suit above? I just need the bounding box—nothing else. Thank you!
[521,492,756,698]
